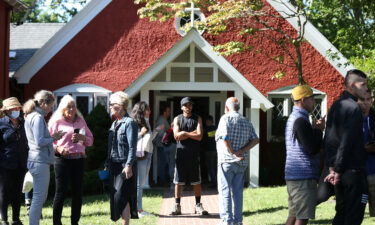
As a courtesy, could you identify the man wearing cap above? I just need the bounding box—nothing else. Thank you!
[0,97,28,225]
[324,69,369,225]
[170,97,208,216]
[284,85,325,225]
[215,97,259,225]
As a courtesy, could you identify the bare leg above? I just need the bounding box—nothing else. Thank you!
[121,203,130,225]
[193,184,202,197]
[285,216,296,225]
[175,184,183,199]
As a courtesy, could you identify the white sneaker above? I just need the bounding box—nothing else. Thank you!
[138,211,152,218]
[218,221,233,225]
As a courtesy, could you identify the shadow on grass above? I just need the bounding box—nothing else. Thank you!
[243,206,288,216]
[158,213,220,219]
[309,219,333,224]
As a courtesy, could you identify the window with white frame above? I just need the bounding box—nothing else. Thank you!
[175,5,205,36]
[54,84,111,116]
[267,86,327,141]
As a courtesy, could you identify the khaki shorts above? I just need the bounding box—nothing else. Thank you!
[367,174,375,217]
[286,179,317,219]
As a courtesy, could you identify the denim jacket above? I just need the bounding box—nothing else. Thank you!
[107,114,138,167]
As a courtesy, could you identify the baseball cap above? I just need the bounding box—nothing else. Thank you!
[180,97,193,107]
[291,85,314,101]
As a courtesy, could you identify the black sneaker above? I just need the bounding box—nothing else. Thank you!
[11,221,23,225]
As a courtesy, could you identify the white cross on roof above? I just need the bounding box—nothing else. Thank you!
[185,2,201,28]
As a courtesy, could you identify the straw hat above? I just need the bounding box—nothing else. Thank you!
[1,97,22,111]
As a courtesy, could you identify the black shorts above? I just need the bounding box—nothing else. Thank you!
[173,148,201,185]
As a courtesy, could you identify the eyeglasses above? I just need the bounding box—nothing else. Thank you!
[109,103,122,107]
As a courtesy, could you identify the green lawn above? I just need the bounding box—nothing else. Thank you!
[10,186,375,225]
[244,186,375,225]
[15,190,163,225]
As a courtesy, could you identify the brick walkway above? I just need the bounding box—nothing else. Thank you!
[157,188,221,225]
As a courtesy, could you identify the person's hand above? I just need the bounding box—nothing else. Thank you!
[175,131,187,141]
[56,146,69,156]
[333,172,341,185]
[155,124,165,131]
[52,130,66,141]
[122,165,133,179]
[72,133,85,143]
[314,115,326,131]
[140,127,148,136]
[233,149,244,160]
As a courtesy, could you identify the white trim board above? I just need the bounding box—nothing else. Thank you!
[54,83,112,93]
[125,29,273,112]
[267,0,354,76]
[14,0,112,83]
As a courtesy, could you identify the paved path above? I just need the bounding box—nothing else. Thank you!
[157,188,221,225]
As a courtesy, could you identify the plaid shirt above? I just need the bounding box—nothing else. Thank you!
[215,111,258,167]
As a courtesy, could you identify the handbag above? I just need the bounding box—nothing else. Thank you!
[22,171,33,193]
[136,132,151,157]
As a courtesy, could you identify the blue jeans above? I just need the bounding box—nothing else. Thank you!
[28,162,50,225]
[137,153,152,210]
[164,144,176,182]
[218,162,247,223]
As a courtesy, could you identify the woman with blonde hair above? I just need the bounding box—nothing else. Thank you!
[23,90,65,225]
[106,91,138,225]
[48,95,93,225]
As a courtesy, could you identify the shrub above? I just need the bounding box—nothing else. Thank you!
[84,104,112,171]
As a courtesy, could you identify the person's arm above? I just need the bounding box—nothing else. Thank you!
[184,116,203,141]
[82,119,94,147]
[125,120,138,167]
[32,115,54,148]
[293,118,323,155]
[334,108,360,173]
[1,126,18,143]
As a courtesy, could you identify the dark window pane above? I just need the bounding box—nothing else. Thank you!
[76,96,89,116]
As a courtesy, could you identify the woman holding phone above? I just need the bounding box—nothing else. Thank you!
[48,95,93,225]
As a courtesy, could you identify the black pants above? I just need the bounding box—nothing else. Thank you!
[0,167,26,222]
[333,170,368,225]
[53,157,85,225]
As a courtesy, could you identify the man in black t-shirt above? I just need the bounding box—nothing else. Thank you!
[170,97,208,216]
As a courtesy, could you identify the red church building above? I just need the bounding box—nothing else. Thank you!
[11,0,353,186]
[0,0,26,99]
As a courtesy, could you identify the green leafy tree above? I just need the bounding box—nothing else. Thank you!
[135,0,314,84]
[11,0,88,23]
[307,0,375,59]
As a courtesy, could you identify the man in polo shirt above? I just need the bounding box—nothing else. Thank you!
[215,97,259,225]
[170,97,208,216]
[284,85,325,225]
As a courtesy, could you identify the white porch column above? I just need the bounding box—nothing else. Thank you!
[250,100,260,188]
[140,88,151,188]
[234,89,244,115]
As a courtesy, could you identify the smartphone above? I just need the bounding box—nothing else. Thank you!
[73,128,80,143]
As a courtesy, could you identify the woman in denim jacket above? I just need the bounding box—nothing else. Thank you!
[23,90,65,225]
[106,91,138,225]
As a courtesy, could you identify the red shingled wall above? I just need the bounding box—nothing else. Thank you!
[24,0,344,104]
[0,1,10,99]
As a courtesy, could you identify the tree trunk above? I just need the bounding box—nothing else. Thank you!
[295,43,305,85]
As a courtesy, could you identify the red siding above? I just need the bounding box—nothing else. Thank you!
[0,1,10,99]
[25,0,344,105]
